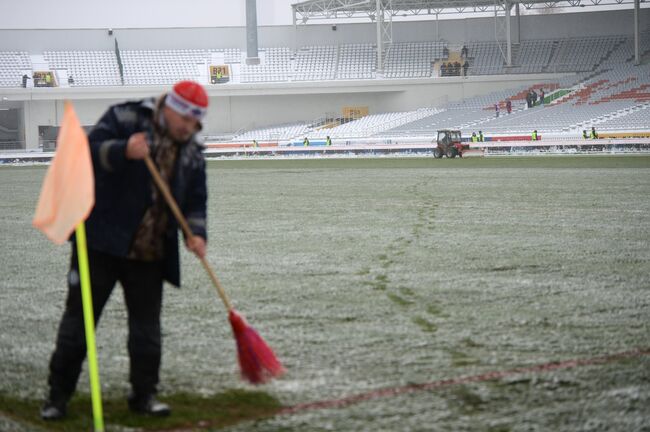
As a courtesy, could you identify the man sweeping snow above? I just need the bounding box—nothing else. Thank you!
[41,81,210,420]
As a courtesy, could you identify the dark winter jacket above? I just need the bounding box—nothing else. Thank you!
[84,97,207,287]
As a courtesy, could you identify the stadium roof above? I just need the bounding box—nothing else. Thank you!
[292,0,643,21]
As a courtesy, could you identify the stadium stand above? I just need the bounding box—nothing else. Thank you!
[547,36,624,72]
[382,42,446,78]
[510,39,555,74]
[222,48,242,64]
[386,57,650,136]
[240,47,292,83]
[467,41,506,75]
[44,51,121,87]
[121,49,207,85]
[337,44,376,80]
[3,33,648,87]
[317,108,440,138]
[293,45,337,81]
[0,51,32,87]
[5,31,649,144]
[232,122,311,141]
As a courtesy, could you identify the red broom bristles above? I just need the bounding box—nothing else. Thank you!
[229,310,285,384]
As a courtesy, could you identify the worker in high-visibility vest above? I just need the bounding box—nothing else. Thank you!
[471,132,478,142]
[303,137,310,146]
[326,136,332,146]
[478,131,484,142]
[582,130,588,139]
[590,127,598,139]
[531,130,538,141]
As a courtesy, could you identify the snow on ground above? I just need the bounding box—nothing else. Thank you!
[0,157,648,431]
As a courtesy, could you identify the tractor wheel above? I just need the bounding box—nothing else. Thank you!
[433,147,443,158]
[446,147,457,158]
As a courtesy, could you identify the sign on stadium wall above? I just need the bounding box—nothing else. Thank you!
[210,65,230,84]
[33,71,57,88]
[342,106,368,120]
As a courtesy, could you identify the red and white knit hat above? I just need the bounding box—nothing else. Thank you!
[165,80,209,121]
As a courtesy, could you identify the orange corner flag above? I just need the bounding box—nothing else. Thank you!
[33,101,94,244]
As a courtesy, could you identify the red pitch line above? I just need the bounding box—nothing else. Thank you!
[279,347,650,415]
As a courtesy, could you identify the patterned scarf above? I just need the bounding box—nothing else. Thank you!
[128,99,179,261]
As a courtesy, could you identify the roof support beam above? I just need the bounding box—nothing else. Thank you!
[245,0,260,65]
[634,0,640,65]
[377,0,383,73]
[506,0,512,66]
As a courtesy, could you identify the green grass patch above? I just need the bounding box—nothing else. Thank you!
[0,389,282,431]
[387,292,413,307]
[412,316,438,333]
[448,349,480,367]
[450,385,486,413]
[206,155,650,170]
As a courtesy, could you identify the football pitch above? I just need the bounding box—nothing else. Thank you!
[1,155,649,431]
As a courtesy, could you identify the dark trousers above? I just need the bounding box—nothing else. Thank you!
[47,246,164,402]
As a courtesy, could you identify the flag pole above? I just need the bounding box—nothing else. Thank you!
[75,221,104,432]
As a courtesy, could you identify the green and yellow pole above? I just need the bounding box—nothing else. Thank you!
[75,222,104,432]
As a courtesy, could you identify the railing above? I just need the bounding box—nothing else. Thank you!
[0,141,25,151]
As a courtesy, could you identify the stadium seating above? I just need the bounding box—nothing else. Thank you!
[382,42,446,78]
[121,49,208,85]
[3,33,648,88]
[547,36,623,72]
[44,51,121,86]
[0,51,31,87]
[293,45,337,81]
[232,122,310,141]
[466,41,506,75]
[317,108,440,138]
[510,39,555,74]
[337,44,376,80]
[240,47,292,83]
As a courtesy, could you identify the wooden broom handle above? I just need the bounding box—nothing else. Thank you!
[144,155,233,311]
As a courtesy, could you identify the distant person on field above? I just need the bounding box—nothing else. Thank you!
[539,88,545,106]
[531,130,538,141]
[582,130,588,139]
[471,132,478,142]
[478,131,484,142]
[495,103,500,118]
[40,80,210,421]
[590,127,598,139]
[303,137,310,146]
[506,99,512,114]
[22,74,30,88]
[462,61,469,77]
[68,75,74,85]
[326,135,332,146]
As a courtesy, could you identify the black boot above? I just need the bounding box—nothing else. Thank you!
[128,392,171,417]
[40,398,67,420]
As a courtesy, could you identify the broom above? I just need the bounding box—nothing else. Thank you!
[144,155,285,384]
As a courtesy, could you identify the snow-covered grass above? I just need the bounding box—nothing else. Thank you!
[1,156,649,431]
